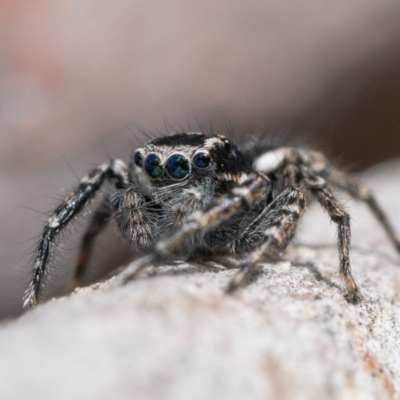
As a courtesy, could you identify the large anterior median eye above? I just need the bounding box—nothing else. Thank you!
[144,153,162,178]
[166,154,190,180]
[193,152,210,168]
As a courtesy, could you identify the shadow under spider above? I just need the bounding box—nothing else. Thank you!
[108,255,341,295]
[294,243,398,265]
[289,260,342,291]
[146,261,226,278]
[140,259,268,292]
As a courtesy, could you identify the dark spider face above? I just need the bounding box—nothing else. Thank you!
[131,133,246,188]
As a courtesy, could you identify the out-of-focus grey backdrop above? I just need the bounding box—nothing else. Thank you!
[1,0,400,319]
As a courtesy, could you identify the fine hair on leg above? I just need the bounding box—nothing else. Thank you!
[227,187,307,292]
[303,168,359,303]
[24,159,129,308]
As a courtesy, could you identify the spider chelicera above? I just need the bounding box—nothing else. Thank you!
[24,132,400,308]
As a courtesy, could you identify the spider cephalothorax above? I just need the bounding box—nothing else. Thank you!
[24,132,400,308]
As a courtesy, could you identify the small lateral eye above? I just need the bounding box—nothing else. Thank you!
[134,151,143,167]
[193,152,210,169]
[166,154,190,180]
[144,153,163,178]
[223,138,231,151]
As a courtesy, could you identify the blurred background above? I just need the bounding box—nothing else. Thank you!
[1,0,400,319]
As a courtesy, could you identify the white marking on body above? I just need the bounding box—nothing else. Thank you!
[264,225,280,236]
[80,174,90,184]
[239,173,248,184]
[185,188,202,200]
[48,215,60,228]
[232,187,250,198]
[112,160,124,169]
[218,173,233,182]
[204,138,221,149]
[287,203,300,213]
[254,149,286,173]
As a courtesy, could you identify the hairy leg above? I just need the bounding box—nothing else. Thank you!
[113,187,154,249]
[255,147,393,302]
[24,159,129,308]
[303,169,359,303]
[227,187,306,292]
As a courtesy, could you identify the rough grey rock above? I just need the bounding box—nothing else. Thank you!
[1,160,400,400]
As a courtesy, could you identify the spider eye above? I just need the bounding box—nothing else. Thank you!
[134,151,143,167]
[193,152,210,168]
[166,154,190,180]
[223,138,231,151]
[144,153,162,178]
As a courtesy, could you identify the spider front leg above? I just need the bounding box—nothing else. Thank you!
[115,173,270,285]
[24,159,129,308]
[72,184,158,291]
[227,187,306,293]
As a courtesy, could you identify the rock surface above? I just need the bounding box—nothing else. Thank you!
[1,160,400,400]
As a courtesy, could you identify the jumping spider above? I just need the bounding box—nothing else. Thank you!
[24,132,400,308]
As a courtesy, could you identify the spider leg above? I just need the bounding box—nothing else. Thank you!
[24,159,129,308]
[303,169,360,303]
[116,173,270,284]
[70,195,114,292]
[328,169,400,253]
[254,147,382,302]
[227,187,306,292]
